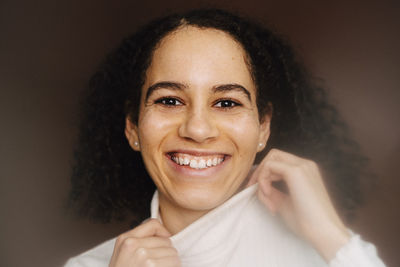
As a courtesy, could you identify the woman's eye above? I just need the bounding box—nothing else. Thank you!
[214,99,241,108]
[155,97,183,106]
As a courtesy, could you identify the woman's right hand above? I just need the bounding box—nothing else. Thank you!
[109,219,181,267]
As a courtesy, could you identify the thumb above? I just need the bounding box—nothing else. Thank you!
[133,218,171,238]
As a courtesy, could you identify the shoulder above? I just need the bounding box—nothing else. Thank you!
[64,237,116,267]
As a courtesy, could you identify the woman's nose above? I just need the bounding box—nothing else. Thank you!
[178,108,219,143]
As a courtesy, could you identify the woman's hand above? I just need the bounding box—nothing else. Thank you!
[248,149,350,261]
[109,219,181,267]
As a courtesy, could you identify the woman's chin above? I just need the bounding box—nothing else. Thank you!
[169,186,235,212]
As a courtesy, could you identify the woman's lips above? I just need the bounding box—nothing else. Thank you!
[167,152,227,170]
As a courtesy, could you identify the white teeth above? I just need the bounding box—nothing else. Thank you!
[189,159,198,169]
[171,154,225,169]
[206,159,212,167]
[212,158,218,166]
[183,157,190,165]
[199,159,206,169]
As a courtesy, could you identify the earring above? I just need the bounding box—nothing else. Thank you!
[258,143,263,148]
[134,141,139,147]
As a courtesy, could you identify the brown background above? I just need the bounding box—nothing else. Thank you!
[1,0,399,266]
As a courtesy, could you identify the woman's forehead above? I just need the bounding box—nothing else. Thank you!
[144,26,255,95]
[154,26,245,60]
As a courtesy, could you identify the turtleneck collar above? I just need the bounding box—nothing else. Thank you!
[150,184,259,266]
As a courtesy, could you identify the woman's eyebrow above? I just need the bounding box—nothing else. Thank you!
[212,84,251,101]
[144,82,251,101]
[145,82,188,101]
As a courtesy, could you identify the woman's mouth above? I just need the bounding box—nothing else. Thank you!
[168,152,226,170]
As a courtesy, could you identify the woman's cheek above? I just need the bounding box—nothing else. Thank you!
[221,114,260,149]
[139,109,179,139]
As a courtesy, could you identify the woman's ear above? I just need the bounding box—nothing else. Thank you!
[125,117,140,151]
[257,104,273,152]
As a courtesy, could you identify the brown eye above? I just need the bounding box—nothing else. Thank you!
[155,97,183,106]
[214,99,241,108]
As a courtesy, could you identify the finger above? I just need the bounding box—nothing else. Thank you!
[112,236,174,264]
[249,149,312,196]
[267,148,304,164]
[261,159,303,187]
[143,256,181,267]
[247,149,295,187]
[135,219,171,238]
[110,220,174,267]
[115,236,172,253]
[137,236,174,249]
[125,219,171,239]
[112,247,180,267]
[267,149,321,180]
[268,185,287,212]
[114,231,172,255]
[257,188,275,213]
[246,160,273,187]
[257,182,287,214]
[258,174,272,196]
[249,161,287,192]
[135,247,179,260]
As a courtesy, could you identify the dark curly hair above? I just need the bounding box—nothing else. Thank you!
[69,8,370,225]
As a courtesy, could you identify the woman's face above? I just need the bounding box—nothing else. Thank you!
[126,26,270,215]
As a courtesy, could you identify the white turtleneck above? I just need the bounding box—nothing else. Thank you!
[65,184,386,267]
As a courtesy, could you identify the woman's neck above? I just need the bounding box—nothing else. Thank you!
[158,194,210,235]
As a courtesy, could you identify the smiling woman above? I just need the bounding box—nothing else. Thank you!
[65,8,386,267]
[125,27,269,230]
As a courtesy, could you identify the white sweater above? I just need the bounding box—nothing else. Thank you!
[65,185,386,267]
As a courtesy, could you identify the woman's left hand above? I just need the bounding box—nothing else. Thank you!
[247,149,350,261]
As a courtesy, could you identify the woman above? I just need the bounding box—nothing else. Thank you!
[66,9,386,267]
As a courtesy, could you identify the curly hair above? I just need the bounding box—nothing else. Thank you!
[69,8,370,225]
